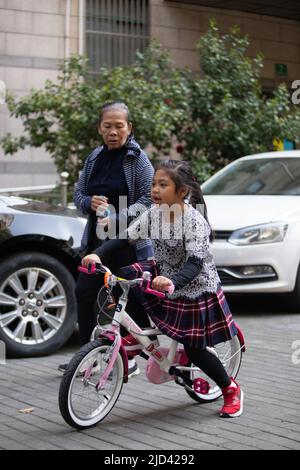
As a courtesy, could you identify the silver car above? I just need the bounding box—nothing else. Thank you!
[0,196,86,357]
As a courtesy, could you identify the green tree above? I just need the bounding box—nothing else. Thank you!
[177,21,300,180]
[2,24,300,187]
[96,43,190,158]
[1,56,100,184]
[1,43,190,185]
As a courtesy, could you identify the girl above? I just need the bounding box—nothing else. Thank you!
[83,160,244,418]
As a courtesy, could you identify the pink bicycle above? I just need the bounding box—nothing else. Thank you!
[59,263,245,429]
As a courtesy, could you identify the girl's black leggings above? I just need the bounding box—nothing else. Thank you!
[184,345,231,390]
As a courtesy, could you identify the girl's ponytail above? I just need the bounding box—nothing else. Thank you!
[186,175,213,242]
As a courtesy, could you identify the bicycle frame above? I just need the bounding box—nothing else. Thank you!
[89,276,184,389]
[80,264,245,393]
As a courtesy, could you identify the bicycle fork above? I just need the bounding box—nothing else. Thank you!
[88,327,129,389]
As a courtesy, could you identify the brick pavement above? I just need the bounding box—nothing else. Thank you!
[0,298,300,450]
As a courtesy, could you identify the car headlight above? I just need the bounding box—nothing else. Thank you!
[229,222,288,245]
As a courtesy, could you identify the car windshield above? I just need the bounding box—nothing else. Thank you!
[202,158,300,196]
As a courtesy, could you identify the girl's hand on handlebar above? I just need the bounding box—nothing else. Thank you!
[81,254,101,268]
[152,276,174,293]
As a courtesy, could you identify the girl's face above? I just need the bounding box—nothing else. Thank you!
[151,169,187,207]
[98,109,132,150]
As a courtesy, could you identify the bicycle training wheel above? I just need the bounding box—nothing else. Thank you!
[185,334,243,403]
[59,339,124,429]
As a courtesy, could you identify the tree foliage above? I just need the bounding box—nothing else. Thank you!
[177,21,300,179]
[1,22,300,186]
[1,43,189,185]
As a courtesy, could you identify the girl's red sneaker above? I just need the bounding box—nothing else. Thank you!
[220,378,244,418]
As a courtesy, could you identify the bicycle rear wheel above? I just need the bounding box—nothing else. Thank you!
[59,339,124,429]
[185,334,243,403]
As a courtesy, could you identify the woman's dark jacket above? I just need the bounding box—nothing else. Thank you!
[74,136,154,260]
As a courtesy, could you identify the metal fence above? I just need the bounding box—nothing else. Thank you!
[86,0,150,73]
[0,172,70,208]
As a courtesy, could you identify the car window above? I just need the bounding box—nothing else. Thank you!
[202,158,300,195]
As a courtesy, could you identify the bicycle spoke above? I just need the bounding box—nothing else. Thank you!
[61,343,124,427]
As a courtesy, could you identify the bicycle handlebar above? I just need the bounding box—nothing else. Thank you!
[78,265,96,274]
[77,263,175,298]
[78,262,110,275]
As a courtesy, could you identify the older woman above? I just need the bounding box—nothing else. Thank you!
[58,101,154,376]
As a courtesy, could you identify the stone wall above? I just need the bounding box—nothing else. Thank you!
[0,0,299,189]
[0,0,80,188]
[151,0,300,89]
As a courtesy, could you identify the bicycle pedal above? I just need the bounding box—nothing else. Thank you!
[170,367,193,388]
[139,351,149,360]
[193,377,210,394]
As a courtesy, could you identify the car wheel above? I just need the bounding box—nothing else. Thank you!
[0,252,77,357]
[290,264,300,312]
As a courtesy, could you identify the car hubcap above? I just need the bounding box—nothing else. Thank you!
[0,268,67,345]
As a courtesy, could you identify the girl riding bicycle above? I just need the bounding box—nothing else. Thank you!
[83,160,244,418]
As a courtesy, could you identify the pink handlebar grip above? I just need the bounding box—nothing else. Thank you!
[141,278,175,298]
[143,286,166,299]
[78,263,97,274]
[78,266,88,273]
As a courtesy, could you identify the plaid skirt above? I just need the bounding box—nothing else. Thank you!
[120,260,238,350]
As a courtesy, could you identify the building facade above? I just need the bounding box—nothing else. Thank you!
[0,0,300,188]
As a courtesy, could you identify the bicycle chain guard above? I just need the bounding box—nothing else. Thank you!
[146,347,189,384]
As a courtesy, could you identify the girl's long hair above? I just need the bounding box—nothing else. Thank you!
[155,160,213,241]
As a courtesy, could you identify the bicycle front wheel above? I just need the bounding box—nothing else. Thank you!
[59,339,124,429]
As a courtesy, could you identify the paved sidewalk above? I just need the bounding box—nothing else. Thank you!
[0,299,300,450]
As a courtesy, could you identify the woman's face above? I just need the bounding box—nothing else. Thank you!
[98,109,132,150]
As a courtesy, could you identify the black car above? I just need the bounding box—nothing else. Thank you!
[0,195,86,357]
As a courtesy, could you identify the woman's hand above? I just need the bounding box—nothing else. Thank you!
[91,195,108,212]
[81,254,101,267]
[152,276,174,293]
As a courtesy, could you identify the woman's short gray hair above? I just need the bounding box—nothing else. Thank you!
[99,101,131,124]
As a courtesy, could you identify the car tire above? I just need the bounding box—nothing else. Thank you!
[290,264,300,312]
[0,252,77,357]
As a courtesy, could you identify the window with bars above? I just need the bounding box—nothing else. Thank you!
[86,0,150,73]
